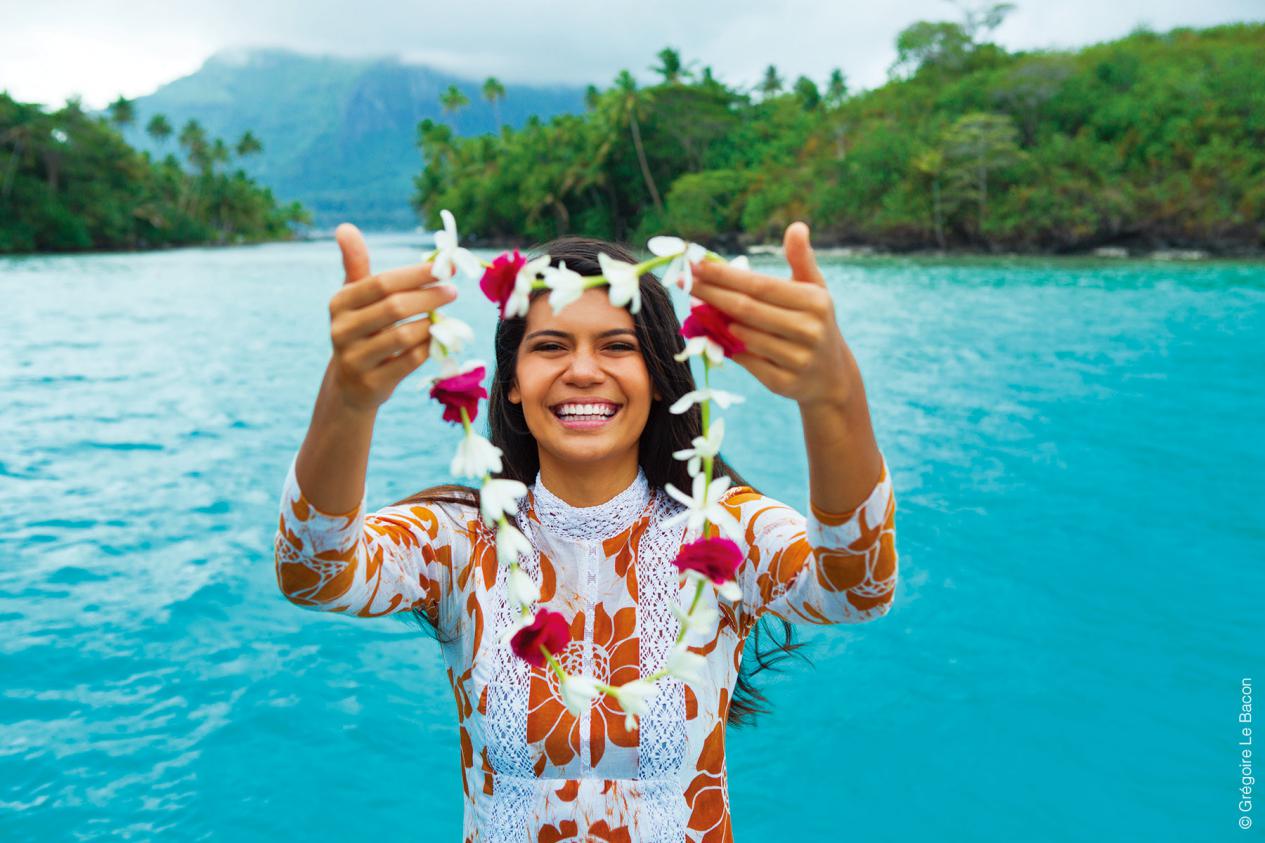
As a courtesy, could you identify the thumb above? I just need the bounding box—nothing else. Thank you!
[335,223,371,285]
[783,221,826,287]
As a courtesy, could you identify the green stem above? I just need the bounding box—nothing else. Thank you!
[701,359,715,540]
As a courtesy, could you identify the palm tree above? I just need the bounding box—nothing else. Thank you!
[440,85,470,133]
[793,76,821,110]
[210,137,230,172]
[178,119,208,168]
[826,68,848,106]
[652,47,689,84]
[758,65,784,99]
[584,85,601,112]
[145,113,173,146]
[612,70,664,217]
[107,95,135,128]
[234,130,263,158]
[481,77,506,131]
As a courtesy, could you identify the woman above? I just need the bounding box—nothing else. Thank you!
[274,222,898,842]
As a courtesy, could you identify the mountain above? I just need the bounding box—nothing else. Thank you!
[117,48,586,230]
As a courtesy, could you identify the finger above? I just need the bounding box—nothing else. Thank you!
[783,221,827,287]
[686,282,817,345]
[345,318,432,371]
[691,259,825,312]
[336,223,371,285]
[731,349,793,395]
[728,322,808,371]
[364,341,430,391]
[332,262,443,314]
[333,285,454,348]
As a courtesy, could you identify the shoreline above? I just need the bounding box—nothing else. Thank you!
[4,229,1263,262]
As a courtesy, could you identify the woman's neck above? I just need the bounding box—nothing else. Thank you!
[536,449,641,508]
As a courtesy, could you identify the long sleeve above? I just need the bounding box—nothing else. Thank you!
[273,451,458,620]
[719,454,898,632]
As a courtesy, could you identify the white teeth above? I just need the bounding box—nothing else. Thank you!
[555,403,617,418]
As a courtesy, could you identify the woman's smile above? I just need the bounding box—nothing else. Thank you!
[549,400,624,431]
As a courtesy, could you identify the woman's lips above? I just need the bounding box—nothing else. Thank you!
[552,405,621,430]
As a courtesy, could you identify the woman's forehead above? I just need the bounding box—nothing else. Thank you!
[525,288,635,333]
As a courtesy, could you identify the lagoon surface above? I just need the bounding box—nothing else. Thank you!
[2,234,1263,841]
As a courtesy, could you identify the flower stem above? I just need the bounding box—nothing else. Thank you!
[541,647,568,683]
[701,358,715,540]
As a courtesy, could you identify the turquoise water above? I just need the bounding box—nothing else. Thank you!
[2,235,1262,840]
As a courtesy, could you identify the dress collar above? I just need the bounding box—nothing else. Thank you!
[527,466,652,542]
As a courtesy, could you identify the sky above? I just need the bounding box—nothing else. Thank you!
[2,0,1261,109]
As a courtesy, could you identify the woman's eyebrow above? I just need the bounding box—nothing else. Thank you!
[524,328,637,341]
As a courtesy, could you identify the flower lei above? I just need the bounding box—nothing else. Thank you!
[418,209,752,730]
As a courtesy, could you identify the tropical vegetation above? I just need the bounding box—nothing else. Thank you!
[413,10,1265,253]
[0,92,310,253]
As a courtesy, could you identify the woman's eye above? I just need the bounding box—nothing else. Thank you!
[532,342,636,352]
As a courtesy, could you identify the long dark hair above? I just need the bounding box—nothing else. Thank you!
[392,235,809,726]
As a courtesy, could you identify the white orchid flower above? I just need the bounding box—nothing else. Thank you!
[680,565,743,602]
[431,209,483,281]
[507,565,540,611]
[598,252,641,315]
[608,679,659,730]
[648,236,708,295]
[542,261,586,314]
[499,610,535,645]
[479,477,528,528]
[429,313,474,359]
[668,387,745,415]
[451,430,503,479]
[672,598,719,647]
[672,418,725,477]
[673,335,729,366]
[560,673,601,716]
[505,254,551,318]
[496,519,533,567]
[664,644,707,686]
[662,473,744,542]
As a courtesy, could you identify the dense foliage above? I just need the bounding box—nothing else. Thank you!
[0,92,310,254]
[413,17,1265,253]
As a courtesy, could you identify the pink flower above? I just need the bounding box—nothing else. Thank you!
[429,365,487,425]
[510,608,571,668]
[672,536,743,585]
[479,250,526,317]
[681,301,746,357]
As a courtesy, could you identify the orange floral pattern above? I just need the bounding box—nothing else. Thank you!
[274,452,898,841]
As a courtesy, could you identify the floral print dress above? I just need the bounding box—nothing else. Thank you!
[274,452,899,842]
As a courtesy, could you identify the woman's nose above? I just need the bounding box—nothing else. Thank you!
[564,349,606,383]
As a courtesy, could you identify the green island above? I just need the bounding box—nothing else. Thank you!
[3,8,1262,256]
[0,94,310,253]
[416,15,1265,255]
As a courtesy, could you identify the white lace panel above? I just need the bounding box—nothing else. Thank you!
[529,465,651,540]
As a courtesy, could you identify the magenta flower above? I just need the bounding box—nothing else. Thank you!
[429,364,487,425]
[681,301,746,357]
[510,608,571,668]
[479,250,525,315]
[672,536,743,585]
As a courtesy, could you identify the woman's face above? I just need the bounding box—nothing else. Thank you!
[508,287,659,469]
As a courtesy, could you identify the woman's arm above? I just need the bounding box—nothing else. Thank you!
[275,445,458,619]
[720,464,897,630]
[275,223,462,618]
[691,221,897,629]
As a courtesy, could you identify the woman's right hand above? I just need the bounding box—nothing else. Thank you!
[327,223,459,412]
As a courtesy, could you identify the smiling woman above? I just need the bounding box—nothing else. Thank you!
[273,230,898,842]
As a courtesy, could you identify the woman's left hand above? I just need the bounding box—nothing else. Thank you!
[688,222,857,408]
